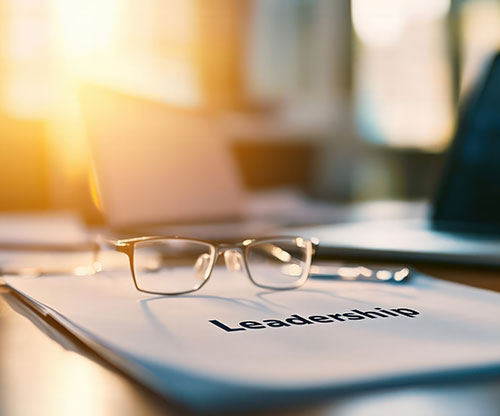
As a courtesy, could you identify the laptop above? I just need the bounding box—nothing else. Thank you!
[298,52,500,267]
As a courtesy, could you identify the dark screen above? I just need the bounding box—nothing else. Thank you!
[433,53,500,233]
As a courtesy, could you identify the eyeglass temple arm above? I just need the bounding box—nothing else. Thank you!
[93,236,132,262]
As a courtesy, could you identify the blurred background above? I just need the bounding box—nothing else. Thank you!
[0,0,499,225]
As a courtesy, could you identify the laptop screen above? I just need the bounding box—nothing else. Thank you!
[433,52,500,234]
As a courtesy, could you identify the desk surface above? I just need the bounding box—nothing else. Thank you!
[2,265,500,416]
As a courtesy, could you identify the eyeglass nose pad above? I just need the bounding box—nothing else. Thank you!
[193,253,211,279]
[224,250,243,272]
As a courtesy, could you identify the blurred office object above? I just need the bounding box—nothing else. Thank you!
[0,212,94,277]
[81,85,247,228]
[244,0,347,110]
[433,51,500,232]
[352,0,454,151]
[228,0,350,197]
[297,53,500,266]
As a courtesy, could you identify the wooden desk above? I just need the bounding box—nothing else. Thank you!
[2,265,500,416]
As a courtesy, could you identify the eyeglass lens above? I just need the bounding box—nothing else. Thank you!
[245,237,312,289]
[133,239,215,294]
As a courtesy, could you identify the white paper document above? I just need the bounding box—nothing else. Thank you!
[3,270,500,412]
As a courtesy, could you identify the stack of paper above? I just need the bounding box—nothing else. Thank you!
[3,270,500,412]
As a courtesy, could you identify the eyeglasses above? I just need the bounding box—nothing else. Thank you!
[94,236,318,295]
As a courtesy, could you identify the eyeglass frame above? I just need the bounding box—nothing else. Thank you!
[94,235,318,295]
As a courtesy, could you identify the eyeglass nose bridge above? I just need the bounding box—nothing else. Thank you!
[216,245,245,273]
[224,250,244,272]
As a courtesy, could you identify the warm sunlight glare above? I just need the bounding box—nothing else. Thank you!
[51,0,122,58]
